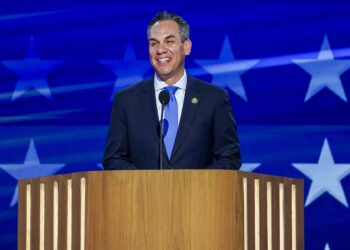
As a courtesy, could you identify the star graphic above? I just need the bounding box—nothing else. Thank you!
[240,163,261,172]
[195,36,259,101]
[100,44,150,100]
[0,139,65,207]
[2,36,64,101]
[292,139,350,207]
[325,243,330,250]
[292,35,350,102]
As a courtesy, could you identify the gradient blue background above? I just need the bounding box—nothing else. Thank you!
[1,1,350,249]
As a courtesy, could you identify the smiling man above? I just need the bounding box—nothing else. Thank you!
[148,18,191,85]
[103,11,241,170]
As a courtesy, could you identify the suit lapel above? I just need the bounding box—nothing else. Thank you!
[137,77,169,161]
[171,76,202,159]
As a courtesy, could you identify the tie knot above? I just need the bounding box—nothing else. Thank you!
[164,86,178,97]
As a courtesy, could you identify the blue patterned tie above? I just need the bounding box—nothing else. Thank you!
[163,86,178,159]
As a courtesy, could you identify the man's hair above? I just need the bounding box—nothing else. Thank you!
[147,11,190,42]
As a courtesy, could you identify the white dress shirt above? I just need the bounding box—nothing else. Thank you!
[154,71,187,124]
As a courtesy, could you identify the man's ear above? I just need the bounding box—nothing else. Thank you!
[184,39,192,55]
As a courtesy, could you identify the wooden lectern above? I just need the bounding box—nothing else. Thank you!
[18,170,304,250]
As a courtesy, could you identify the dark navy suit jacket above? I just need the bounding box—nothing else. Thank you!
[103,75,241,170]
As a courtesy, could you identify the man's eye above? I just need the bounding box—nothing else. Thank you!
[166,40,174,44]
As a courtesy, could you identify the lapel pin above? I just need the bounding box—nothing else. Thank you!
[191,97,199,104]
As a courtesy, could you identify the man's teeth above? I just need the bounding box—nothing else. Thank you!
[158,58,170,63]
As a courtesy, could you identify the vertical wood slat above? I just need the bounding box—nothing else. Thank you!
[58,177,68,250]
[45,180,54,250]
[266,182,273,250]
[30,179,40,250]
[67,179,73,250]
[18,181,27,250]
[81,177,86,250]
[291,184,297,250]
[272,180,280,250]
[254,179,260,250]
[279,183,285,250]
[26,184,31,250]
[39,183,45,250]
[259,178,267,250]
[72,175,82,250]
[234,173,245,250]
[296,181,304,250]
[53,181,59,250]
[243,177,248,250]
[284,181,292,250]
[247,176,255,250]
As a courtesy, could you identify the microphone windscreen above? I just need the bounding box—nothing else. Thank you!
[159,90,170,105]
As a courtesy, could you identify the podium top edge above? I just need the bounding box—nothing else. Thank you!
[17,169,304,184]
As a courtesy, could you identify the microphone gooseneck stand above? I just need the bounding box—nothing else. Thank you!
[158,90,170,170]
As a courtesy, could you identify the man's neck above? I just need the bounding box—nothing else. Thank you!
[154,71,187,90]
[157,70,185,85]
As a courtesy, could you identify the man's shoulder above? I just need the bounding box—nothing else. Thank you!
[188,75,227,96]
[114,77,153,98]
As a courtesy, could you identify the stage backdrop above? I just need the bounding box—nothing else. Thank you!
[1,1,350,249]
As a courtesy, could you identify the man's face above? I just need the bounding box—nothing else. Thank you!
[148,20,192,85]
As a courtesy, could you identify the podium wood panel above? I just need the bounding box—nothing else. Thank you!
[18,170,304,250]
[86,170,242,250]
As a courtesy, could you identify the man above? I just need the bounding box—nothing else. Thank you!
[103,11,241,170]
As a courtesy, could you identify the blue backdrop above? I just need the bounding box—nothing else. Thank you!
[1,1,350,249]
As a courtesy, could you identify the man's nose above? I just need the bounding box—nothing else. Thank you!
[156,43,167,54]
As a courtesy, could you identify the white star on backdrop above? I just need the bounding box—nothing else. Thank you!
[292,35,350,102]
[292,138,350,207]
[240,163,261,172]
[325,243,330,250]
[0,139,65,207]
[195,36,259,101]
[2,36,64,101]
[100,44,150,100]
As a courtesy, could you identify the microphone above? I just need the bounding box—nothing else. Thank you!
[158,90,170,170]
[159,90,170,105]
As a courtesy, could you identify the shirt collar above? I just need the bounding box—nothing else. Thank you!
[154,71,187,91]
